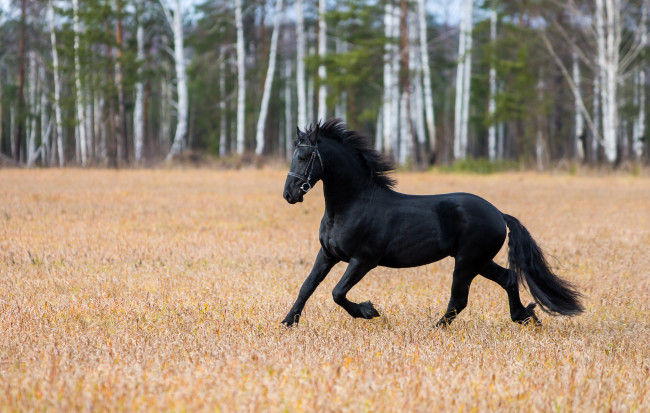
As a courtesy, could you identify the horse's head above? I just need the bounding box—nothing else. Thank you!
[283,125,325,204]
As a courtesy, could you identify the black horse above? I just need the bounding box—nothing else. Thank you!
[281,119,583,327]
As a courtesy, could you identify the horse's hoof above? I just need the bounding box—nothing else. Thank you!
[514,303,541,326]
[435,317,452,328]
[280,314,300,327]
[358,301,380,319]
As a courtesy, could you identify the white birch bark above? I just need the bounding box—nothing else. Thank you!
[410,17,426,147]
[296,0,307,128]
[603,0,620,163]
[49,0,64,167]
[634,14,647,159]
[460,0,472,159]
[454,0,472,160]
[255,0,284,155]
[390,5,400,157]
[73,0,87,166]
[39,65,51,165]
[235,0,246,154]
[335,38,348,120]
[219,47,227,157]
[592,75,601,160]
[453,0,467,160]
[382,2,395,155]
[572,51,585,160]
[634,68,646,159]
[536,74,545,171]
[307,44,315,123]
[488,7,497,161]
[161,0,188,161]
[317,0,327,121]
[161,74,170,150]
[86,94,93,160]
[133,14,145,163]
[284,60,293,158]
[27,51,38,167]
[417,0,436,153]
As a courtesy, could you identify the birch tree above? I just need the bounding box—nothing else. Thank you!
[116,0,128,163]
[296,0,307,128]
[219,46,227,157]
[161,0,188,161]
[73,0,87,165]
[488,6,497,161]
[317,0,327,121]
[382,2,399,157]
[14,0,26,162]
[255,0,284,155]
[417,0,436,156]
[572,50,584,161]
[133,6,145,163]
[235,0,246,154]
[454,0,472,160]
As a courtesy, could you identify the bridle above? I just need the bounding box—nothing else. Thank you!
[287,143,325,193]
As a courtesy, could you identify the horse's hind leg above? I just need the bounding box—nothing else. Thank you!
[436,261,479,326]
[332,259,380,319]
[480,261,539,324]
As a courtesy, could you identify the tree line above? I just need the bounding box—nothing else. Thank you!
[0,0,648,168]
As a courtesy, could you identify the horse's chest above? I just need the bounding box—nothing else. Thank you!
[319,222,354,262]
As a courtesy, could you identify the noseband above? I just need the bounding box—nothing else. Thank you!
[287,143,325,193]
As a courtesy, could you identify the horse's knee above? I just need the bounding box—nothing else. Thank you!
[332,288,346,305]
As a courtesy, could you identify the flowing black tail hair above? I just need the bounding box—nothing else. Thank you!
[503,214,584,316]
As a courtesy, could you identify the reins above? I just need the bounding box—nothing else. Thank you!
[287,143,325,193]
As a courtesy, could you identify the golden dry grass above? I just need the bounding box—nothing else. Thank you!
[0,169,649,412]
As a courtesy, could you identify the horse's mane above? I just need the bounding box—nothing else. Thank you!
[307,118,396,189]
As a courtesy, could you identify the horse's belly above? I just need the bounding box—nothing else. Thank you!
[379,248,448,268]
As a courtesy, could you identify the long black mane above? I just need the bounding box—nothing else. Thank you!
[306,119,397,189]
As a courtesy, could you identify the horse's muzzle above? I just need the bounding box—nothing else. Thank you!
[283,189,303,204]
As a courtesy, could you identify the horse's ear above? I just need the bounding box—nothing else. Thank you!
[296,126,304,138]
[310,123,320,144]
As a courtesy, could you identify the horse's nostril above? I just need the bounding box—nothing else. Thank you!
[283,191,292,202]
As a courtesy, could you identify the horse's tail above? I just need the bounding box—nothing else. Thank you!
[503,214,584,316]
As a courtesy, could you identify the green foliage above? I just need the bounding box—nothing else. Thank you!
[437,158,522,174]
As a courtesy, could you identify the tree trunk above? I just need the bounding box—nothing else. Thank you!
[115,0,128,163]
[454,0,472,160]
[49,0,64,167]
[162,0,188,161]
[317,0,327,121]
[255,0,284,155]
[296,0,307,128]
[105,18,118,168]
[572,51,585,161]
[633,11,647,159]
[14,0,26,162]
[133,9,145,164]
[40,65,51,166]
[73,0,87,166]
[488,7,497,161]
[284,60,293,158]
[235,0,246,154]
[382,2,396,156]
[219,46,227,157]
[417,0,436,157]
[27,51,38,167]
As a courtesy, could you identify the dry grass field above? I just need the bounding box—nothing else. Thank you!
[0,168,649,411]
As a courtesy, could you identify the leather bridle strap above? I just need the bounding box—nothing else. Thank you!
[287,144,324,193]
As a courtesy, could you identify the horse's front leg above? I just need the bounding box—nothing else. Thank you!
[281,248,339,326]
[332,258,380,319]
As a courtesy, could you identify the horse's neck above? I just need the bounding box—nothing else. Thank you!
[321,144,376,217]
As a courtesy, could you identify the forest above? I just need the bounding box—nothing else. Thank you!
[0,0,648,168]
